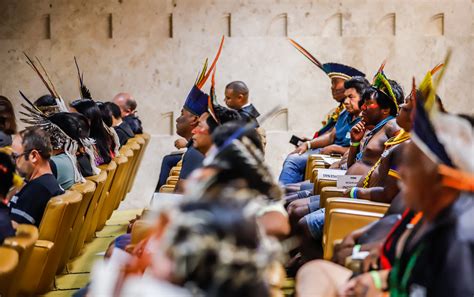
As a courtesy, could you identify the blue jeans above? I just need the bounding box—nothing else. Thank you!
[278,148,320,185]
[305,208,326,240]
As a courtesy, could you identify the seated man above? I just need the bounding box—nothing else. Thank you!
[113,92,143,134]
[297,75,474,297]
[289,73,404,261]
[104,102,135,146]
[9,127,64,228]
[224,81,261,126]
[281,76,369,187]
[279,40,366,185]
[191,103,241,156]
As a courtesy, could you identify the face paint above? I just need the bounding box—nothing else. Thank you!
[361,102,379,111]
[192,126,209,135]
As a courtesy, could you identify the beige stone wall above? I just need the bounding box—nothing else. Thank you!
[1,0,472,208]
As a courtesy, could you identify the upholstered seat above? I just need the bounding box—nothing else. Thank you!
[323,208,384,260]
[57,180,96,273]
[0,247,19,297]
[92,161,117,235]
[2,224,38,297]
[16,191,82,295]
[123,140,141,194]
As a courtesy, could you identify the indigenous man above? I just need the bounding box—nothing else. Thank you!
[279,39,366,185]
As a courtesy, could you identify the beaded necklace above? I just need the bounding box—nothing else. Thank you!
[362,129,410,188]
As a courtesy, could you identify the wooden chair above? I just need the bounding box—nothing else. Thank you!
[16,191,82,295]
[90,161,117,236]
[57,180,96,272]
[0,247,19,297]
[122,140,141,195]
[125,136,146,193]
[2,224,38,297]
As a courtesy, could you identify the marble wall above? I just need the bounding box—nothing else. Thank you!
[0,0,472,208]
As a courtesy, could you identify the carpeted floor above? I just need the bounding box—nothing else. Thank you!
[41,208,143,297]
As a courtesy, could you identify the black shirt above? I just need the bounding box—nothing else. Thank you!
[123,115,143,134]
[389,194,474,297]
[0,202,15,244]
[237,104,261,127]
[179,140,204,180]
[114,121,135,146]
[8,174,64,227]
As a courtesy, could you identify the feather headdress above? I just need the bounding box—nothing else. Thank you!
[411,52,474,191]
[372,60,399,113]
[288,38,366,80]
[74,57,92,100]
[18,91,87,183]
[184,36,225,116]
[24,53,68,113]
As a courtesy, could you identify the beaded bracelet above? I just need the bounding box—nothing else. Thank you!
[350,187,358,199]
[369,271,383,290]
[350,141,360,147]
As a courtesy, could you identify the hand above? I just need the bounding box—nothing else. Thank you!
[290,142,309,155]
[350,121,366,143]
[174,138,187,149]
[320,144,336,155]
[362,246,381,272]
[300,136,311,142]
[338,272,383,297]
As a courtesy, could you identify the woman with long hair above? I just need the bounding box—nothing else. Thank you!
[70,99,117,165]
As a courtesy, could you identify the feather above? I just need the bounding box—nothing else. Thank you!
[35,56,61,99]
[19,91,43,114]
[372,59,387,84]
[207,67,219,124]
[24,52,56,97]
[196,36,225,89]
[195,59,208,86]
[430,63,444,76]
[288,38,324,70]
[74,57,92,99]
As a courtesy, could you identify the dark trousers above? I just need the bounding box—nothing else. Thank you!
[155,153,183,192]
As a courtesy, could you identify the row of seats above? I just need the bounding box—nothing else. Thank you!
[158,160,182,193]
[304,154,390,260]
[0,133,150,296]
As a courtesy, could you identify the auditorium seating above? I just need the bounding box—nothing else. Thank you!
[0,134,149,296]
[2,224,39,297]
[159,160,183,193]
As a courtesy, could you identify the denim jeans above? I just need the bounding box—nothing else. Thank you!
[305,208,326,240]
[278,148,321,185]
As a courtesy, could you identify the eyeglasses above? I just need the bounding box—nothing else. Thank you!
[11,151,31,161]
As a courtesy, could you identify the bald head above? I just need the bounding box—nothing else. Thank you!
[224,81,249,110]
[113,92,136,117]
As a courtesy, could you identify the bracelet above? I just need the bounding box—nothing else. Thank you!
[306,141,311,150]
[369,271,383,290]
[350,187,358,199]
[352,244,361,256]
[350,141,360,147]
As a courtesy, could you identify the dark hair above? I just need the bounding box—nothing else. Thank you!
[361,80,404,116]
[344,76,370,96]
[212,121,263,152]
[225,81,249,98]
[105,102,122,119]
[97,102,113,127]
[0,152,15,197]
[0,96,17,135]
[70,99,115,163]
[19,127,52,160]
[49,112,90,143]
[34,94,57,107]
[415,90,445,112]
[206,106,242,134]
[175,200,269,297]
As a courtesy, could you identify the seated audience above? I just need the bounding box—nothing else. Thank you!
[0,96,17,148]
[70,99,118,165]
[224,81,261,126]
[279,39,366,185]
[9,127,64,227]
[113,92,143,134]
[0,152,16,243]
[105,102,135,146]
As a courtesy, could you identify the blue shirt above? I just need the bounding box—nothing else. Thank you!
[333,110,360,147]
